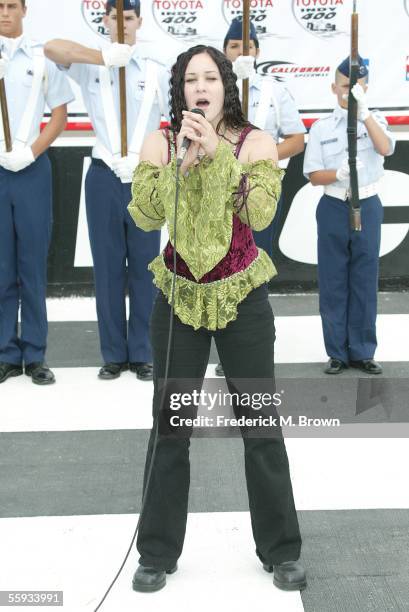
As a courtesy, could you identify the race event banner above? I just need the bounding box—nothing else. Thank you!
[19,1,409,293]
[26,0,409,118]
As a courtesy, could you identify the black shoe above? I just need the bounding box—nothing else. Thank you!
[350,359,383,375]
[129,362,153,381]
[215,362,224,377]
[98,362,128,380]
[0,362,23,384]
[132,563,177,593]
[324,358,347,375]
[25,362,55,386]
[263,560,307,591]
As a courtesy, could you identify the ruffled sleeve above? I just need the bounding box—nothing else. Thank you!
[128,161,172,231]
[233,159,284,231]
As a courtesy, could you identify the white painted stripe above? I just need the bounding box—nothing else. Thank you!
[276,313,409,363]
[73,158,93,267]
[46,297,98,321]
[0,367,154,432]
[0,512,304,612]
[42,296,409,363]
[1,369,409,511]
[52,136,95,147]
[286,437,409,510]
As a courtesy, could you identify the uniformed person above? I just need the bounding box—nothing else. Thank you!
[224,18,305,252]
[0,0,74,385]
[303,56,395,375]
[216,18,305,376]
[45,0,169,381]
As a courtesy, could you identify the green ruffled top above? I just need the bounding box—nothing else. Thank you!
[128,140,283,330]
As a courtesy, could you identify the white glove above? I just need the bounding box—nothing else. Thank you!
[232,55,255,80]
[112,154,138,184]
[0,147,35,172]
[0,55,9,80]
[351,83,370,122]
[102,43,134,69]
[336,157,364,182]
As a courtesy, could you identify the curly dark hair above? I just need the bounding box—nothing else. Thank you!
[169,45,250,134]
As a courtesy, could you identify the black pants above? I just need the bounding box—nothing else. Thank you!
[137,285,302,570]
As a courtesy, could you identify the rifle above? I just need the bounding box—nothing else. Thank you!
[116,0,128,157]
[0,50,12,152]
[241,0,250,119]
[347,0,361,231]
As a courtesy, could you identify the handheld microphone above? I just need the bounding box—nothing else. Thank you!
[176,107,205,167]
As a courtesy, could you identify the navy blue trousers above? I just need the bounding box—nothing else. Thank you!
[0,155,52,366]
[317,194,383,363]
[85,161,160,364]
[253,195,283,260]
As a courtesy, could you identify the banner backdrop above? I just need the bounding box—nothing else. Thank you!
[25,0,409,119]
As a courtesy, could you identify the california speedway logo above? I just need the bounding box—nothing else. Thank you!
[222,0,276,39]
[152,0,209,42]
[257,60,331,81]
[292,0,351,39]
[82,0,110,40]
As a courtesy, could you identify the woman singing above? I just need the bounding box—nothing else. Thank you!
[128,45,306,593]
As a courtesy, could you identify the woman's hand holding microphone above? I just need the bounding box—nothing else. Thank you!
[177,110,219,174]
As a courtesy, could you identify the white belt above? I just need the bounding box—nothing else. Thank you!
[324,182,378,201]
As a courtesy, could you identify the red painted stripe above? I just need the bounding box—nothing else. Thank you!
[385,115,409,125]
[40,120,172,131]
[40,116,409,133]
[304,116,409,128]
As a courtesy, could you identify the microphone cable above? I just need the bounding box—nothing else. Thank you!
[93,157,182,612]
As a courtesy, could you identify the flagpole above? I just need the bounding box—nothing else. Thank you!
[242,0,250,119]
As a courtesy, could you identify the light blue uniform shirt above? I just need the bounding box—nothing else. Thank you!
[248,74,306,141]
[64,51,169,159]
[303,105,396,188]
[0,35,74,149]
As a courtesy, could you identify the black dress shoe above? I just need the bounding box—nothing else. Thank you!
[215,362,224,377]
[0,362,23,384]
[263,560,307,591]
[98,362,128,380]
[129,362,153,381]
[324,358,347,375]
[25,363,55,386]
[350,359,383,375]
[132,563,177,593]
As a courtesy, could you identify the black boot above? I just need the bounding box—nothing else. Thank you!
[129,362,153,381]
[350,359,382,375]
[98,362,128,380]
[0,362,23,384]
[132,563,177,593]
[324,358,347,375]
[25,362,55,385]
[263,560,307,591]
